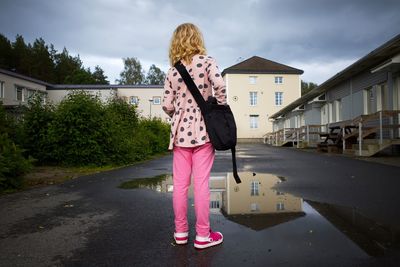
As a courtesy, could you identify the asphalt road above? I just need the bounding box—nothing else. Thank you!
[0,144,399,266]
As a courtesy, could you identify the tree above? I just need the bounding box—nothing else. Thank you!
[116,57,145,85]
[145,64,166,85]
[0,34,109,85]
[92,65,109,84]
[12,35,33,76]
[301,80,318,95]
[0,34,13,69]
[54,48,88,84]
[31,38,56,83]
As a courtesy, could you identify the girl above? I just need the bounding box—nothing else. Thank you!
[162,23,226,249]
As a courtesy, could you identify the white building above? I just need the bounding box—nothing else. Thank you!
[0,68,168,121]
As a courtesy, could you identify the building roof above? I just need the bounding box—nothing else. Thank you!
[0,68,163,90]
[47,84,163,90]
[0,68,52,86]
[270,33,400,119]
[222,56,304,76]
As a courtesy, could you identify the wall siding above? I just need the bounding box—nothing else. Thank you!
[341,95,352,121]
[352,90,364,117]
[326,80,350,101]
[304,107,321,125]
[352,71,387,93]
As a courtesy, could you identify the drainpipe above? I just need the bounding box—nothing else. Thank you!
[283,128,286,142]
[342,127,346,152]
[379,110,383,145]
[350,78,353,120]
[359,121,362,156]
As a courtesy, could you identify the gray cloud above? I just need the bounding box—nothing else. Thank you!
[1,0,399,84]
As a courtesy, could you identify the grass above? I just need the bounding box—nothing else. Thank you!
[23,165,117,187]
[0,151,171,195]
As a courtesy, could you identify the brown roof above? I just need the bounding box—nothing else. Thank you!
[222,56,304,76]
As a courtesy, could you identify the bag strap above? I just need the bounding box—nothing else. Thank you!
[174,61,208,115]
[175,60,241,184]
[231,147,241,184]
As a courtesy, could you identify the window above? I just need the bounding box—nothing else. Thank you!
[249,76,257,84]
[249,92,257,106]
[27,89,36,101]
[210,201,220,209]
[277,202,285,211]
[167,184,174,192]
[130,96,139,105]
[275,76,283,84]
[250,181,259,196]
[250,203,259,212]
[15,86,24,102]
[0,81,4,99]
[275,92,283,106]
[153,96,161,105]
[249,115,259,129]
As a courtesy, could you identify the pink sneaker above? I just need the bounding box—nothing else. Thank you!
[194,230,223,249]
[174,232,188,245]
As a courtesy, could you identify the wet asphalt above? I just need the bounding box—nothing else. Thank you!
[0,143,400,266]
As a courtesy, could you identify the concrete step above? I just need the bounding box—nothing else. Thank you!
[352,144,380,152]
[352,149,373,156]
[361,139,392,145]
[343,149,355,155]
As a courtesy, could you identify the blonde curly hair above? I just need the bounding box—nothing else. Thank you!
[169,23,206,66]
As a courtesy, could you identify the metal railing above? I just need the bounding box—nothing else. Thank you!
[265,110,400,153]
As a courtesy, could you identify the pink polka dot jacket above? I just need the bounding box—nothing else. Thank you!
[162,55,227,150]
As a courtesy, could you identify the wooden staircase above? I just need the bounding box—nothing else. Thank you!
[343,139,400,156]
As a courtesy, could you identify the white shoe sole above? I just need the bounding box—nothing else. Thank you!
[175,239,188,245]
[194,238,223,249]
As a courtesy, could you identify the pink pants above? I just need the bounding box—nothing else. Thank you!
[173,142,215,237]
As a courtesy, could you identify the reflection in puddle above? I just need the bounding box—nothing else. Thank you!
[306,200,399,257]
[120,172,399,257]
[119,174,172,191]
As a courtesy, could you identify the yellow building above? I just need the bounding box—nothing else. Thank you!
[222,56,303,141]
[223,172,303,215]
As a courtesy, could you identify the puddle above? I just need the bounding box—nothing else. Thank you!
[119,174,170,190]
[119,172,399,257]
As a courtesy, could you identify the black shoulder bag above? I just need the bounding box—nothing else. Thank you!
[175,61,241,184]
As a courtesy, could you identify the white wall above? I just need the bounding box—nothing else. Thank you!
[0,73,47,106]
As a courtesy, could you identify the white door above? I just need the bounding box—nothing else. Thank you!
[328,102,333,123]
[377,83,388,111]
[334,99,342,122]
[394,77,400,110]
[321,104,328,125]
[363,87,375,115]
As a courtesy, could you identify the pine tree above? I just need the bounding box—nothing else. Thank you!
[0,34,13,69]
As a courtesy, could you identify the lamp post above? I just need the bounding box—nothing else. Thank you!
[149,98,153,118]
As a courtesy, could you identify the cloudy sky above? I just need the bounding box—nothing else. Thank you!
[0,0,399,84]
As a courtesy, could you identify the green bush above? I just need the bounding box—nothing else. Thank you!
[48,91,108,166]
[0,104,32,191]
[1,92,171,174]
[139,117,170,154]
[22,94,55,164]
[102,97,142,164]
[0,133,33,190]
[0,102,31,191]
